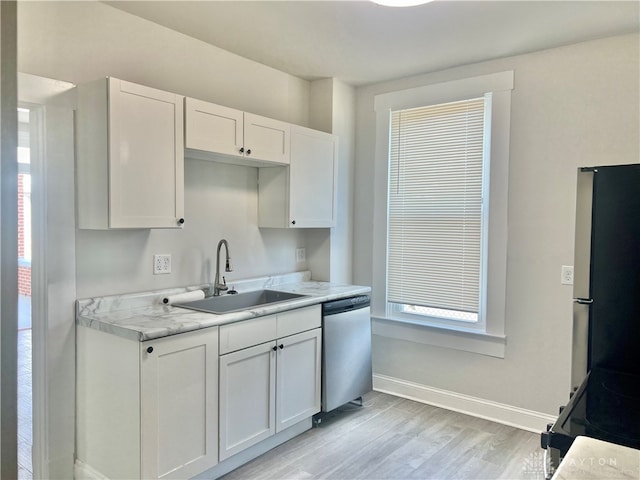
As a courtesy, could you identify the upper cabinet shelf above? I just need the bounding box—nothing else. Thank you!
[185,98,290,167]
[77,77,185,229]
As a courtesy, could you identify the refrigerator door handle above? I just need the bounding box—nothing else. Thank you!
[573,298,594,305]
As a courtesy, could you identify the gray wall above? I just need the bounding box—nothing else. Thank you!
[306,78,356,284]
[353,33,640,415]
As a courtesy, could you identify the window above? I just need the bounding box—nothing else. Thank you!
[387,96,488,329]
[372,71,513,357]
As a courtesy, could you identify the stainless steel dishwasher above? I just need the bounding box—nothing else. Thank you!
[321,295,372,412]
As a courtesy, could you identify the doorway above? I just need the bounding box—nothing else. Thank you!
[17,106,33,479]
[18,73,77,479]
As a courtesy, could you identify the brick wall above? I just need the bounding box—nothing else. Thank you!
[18,265,31,296]
[18,173,31,296]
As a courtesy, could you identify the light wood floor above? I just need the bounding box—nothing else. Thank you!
[18,328,33,480]
[222,391,546,480]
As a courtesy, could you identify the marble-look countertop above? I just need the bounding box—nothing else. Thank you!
[552,436,640,480]
[77,271,371,342]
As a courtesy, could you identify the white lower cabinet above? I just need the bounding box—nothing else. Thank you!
[219,306,322,461]
[77,304,321,479]
[219,341,276,460]
[76,326,219,479]
[140,330,219,478]
[275,328,322,432]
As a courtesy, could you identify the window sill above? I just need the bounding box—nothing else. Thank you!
[372,315,506,358]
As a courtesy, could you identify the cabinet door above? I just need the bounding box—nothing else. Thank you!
[108,78,184,228]
[140,327,218,479]
[289,125,337,228]
[244,113,290,165]
[276,328,321,432]
[184,98,244,158]
[219,341,276,461]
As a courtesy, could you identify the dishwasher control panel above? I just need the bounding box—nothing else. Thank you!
[322,295,371,316]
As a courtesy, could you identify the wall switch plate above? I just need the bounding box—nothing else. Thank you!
[561,265,574,285]
[154,254,171,275]
[295,248,306,263]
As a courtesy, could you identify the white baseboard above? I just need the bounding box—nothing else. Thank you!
[374,374,556,433]
[74,418,313,480]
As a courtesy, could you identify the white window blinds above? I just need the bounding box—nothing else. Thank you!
[387,96,487,318]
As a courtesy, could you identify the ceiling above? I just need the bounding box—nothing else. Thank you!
[106,1,640,86]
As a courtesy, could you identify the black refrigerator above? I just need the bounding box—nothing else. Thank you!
[541,164,640,475]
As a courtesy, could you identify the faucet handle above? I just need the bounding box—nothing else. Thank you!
[217,276,229,293]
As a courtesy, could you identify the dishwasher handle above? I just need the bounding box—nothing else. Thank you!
[322,295,371,316]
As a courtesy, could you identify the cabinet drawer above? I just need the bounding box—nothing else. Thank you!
[276,305,321,338]
[219,315,277,354]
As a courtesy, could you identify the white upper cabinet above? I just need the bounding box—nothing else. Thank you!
[77,77,185,229]
[243,112,290,165]
[258,125,337,228]
[289,125,337,227]
[184,97,290,166]
[184,98,244,158]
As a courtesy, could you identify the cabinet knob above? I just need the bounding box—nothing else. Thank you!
[279,344,284,350]
[147,346,154,354]
[246,149,252,155]
[272,346,277,352]
[291,220,296,225]
[177,218,185,225]
[239,147,244,154]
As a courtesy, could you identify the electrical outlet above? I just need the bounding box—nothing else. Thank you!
[154,254,171,275]
[561,265,574,285]
[295,248,306,263]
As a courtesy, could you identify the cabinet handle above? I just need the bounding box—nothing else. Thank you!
[272,346,277,352]
[177,218,185,225]
[246,149,251,155]
[279,344,284,350]
[147,346,154,354]
[291,220,296,225]
[239,147,244,154]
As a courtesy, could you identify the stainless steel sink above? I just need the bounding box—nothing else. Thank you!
[175,289,307,314]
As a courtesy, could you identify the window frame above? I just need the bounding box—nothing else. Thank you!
[386,94,491,332]
[371,71,513,357]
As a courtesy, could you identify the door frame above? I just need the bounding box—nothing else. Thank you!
[18,72,76,479]
[1,3,19,478]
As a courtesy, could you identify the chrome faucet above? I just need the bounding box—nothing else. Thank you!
[214,239,233,296]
